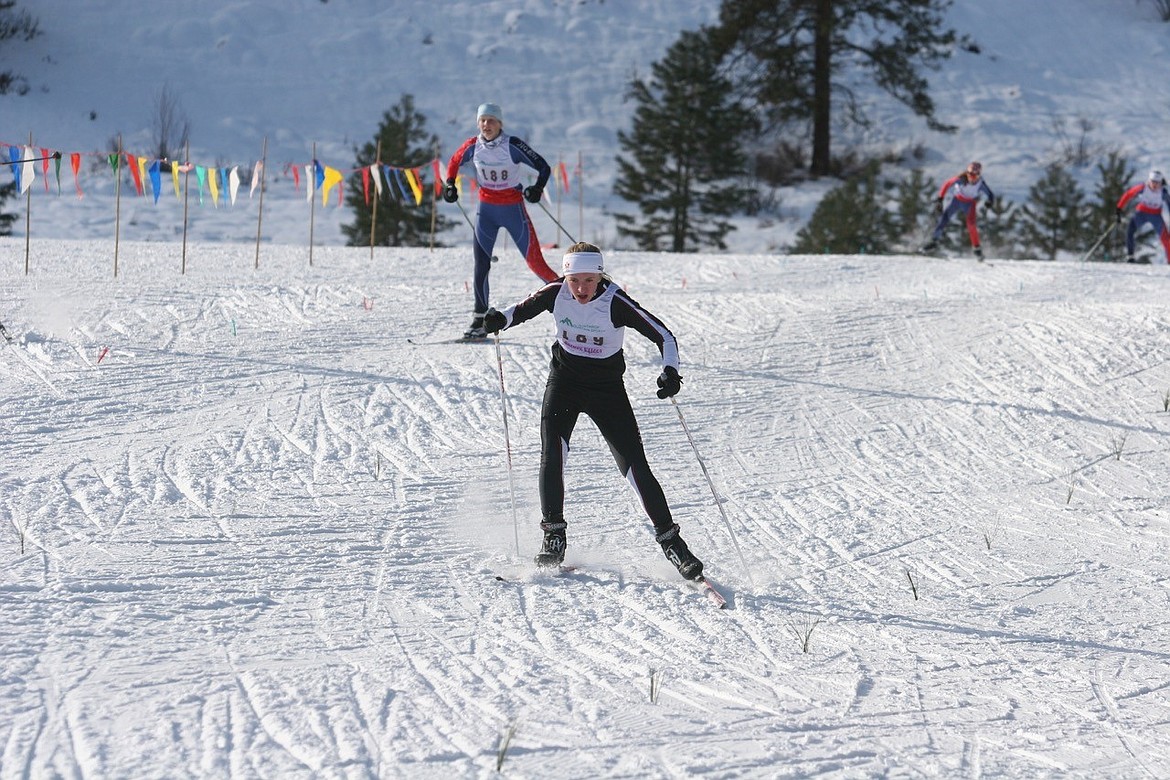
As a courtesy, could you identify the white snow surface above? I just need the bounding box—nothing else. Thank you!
[3,238,1170,777]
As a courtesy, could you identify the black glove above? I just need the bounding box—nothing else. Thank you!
[656,366,682,399]
[483,308,506,334]
[933,198,943,216]
[1116,207,1124,224]
[442,178,459,203]
[523,185,543,204]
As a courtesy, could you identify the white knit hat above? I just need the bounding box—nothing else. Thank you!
[476,102,503,123]
[562,251,604,275]
[1150,169,1165,184]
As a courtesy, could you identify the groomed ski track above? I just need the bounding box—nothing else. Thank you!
[3,240,1170,778]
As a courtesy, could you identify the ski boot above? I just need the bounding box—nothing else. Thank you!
[973,244,984,261]
[534,520,567,567]
[656,524,704,581]
[463,310,487,340]
[920,239,939,254]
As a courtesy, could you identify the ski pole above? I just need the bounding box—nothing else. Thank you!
[537,200,577,245]
[1080,221,1118,263]
[494,333,521,557]
[668,396,753,588]
[7,151,62,165]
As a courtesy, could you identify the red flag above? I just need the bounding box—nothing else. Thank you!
[70,152,83,197]
[125,153,144,195]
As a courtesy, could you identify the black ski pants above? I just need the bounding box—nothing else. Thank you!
[538,368,673,533]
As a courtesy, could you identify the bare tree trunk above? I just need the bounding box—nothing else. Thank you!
[811,0,833,176]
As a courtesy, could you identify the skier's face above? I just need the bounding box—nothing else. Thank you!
[565,273,600,304]
[478,116,502,140]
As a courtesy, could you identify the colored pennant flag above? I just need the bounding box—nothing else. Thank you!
[208,167,220,207]
[370,164,383,198]
[171,163,181,198]
[40,148,51,193]
[361,167,370,205]
[249,161,263,198]
[558,161,570,194]
[321,164,343,206]
[20,146,36,194]
[228,166,240,205]
[148,160,162,203]
[8,146,22,192]
[71,152,83,197]
[195,165,207,204]
[432,159,442,196]
[125,153,143,196]
[404,168,423,205]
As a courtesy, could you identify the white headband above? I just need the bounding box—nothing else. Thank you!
[562,251,604,275]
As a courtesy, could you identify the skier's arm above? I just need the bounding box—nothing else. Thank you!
[498,283,560,329]
[937,176,960,200]
[509,137,551,191]
[445,137,477,182]
[1117,183,1143,210]
[612,291,679,371]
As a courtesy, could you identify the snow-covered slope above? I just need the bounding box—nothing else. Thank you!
[3,237,1170,776]
[5,0,1170,252]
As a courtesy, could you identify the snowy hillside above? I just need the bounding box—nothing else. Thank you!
[5,0,1170,252]
[3,237,1170,776]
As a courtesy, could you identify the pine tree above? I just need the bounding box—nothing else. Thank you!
[791,163,898,254]
[709,0,958,176]
[1090,151,1134,262]
[1017,164,1089,261]
[341,94,453,248]
[613,30,758,252]
[0,0,39,96]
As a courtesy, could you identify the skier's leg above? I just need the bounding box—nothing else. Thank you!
[965,203,980,247]
[472,204,501,314]
[505,204,558,282]
[587,387,673,533]
[539,374,582,522]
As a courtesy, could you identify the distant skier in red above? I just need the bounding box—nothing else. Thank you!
[1116,169,1170,263]
[443,102,558,339]
[922,161,996,260]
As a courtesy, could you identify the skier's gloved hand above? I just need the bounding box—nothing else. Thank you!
[523,185,543,204]
[443,178,459,203]
[483,308,506,334]
[933,198,943,216]
[1116,207,1124,224]
[656,366,682,399]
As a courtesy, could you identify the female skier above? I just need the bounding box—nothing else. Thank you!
[481,242,704,581]
[1116,169,1170,263]
[922,161,996,260]
[443,102,558,339]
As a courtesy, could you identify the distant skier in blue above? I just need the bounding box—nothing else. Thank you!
[481,242,705,582]
[1116,169,1170,263]
[443,102,558,339]
[921,161,996,260]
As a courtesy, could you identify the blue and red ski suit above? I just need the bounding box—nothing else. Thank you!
[931,172,996,248]
[446,133,558,314]
[1117,181,1170,262]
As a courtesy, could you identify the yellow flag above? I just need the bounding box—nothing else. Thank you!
[322,165,343,206]
[404,168,422,205]
[171,164,181,198]
[208,167,220,207]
